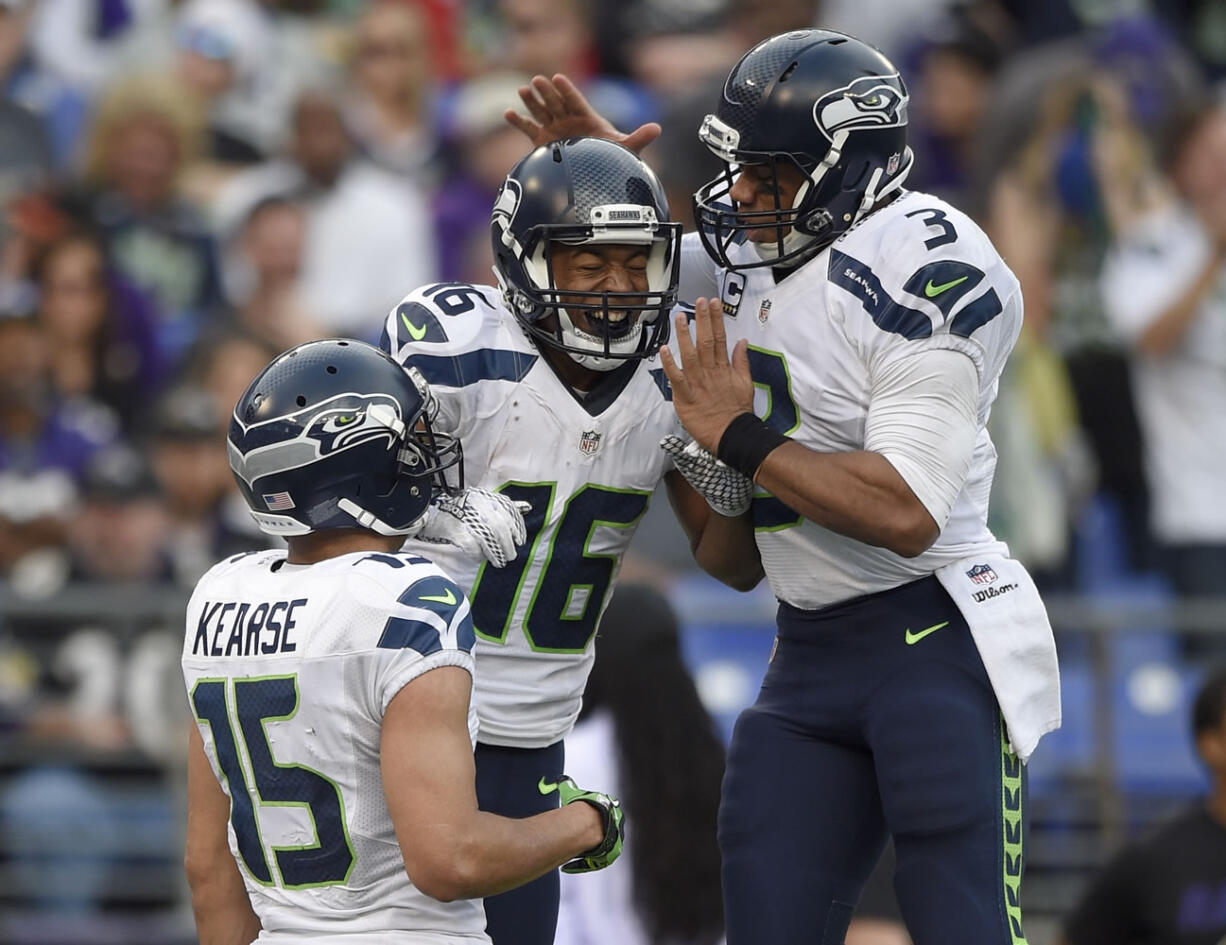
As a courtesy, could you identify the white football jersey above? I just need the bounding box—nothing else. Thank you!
[382,284,680,748]
[181,549,488,944]
[681,191,1018,609]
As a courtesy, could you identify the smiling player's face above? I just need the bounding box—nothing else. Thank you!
[549,242,650,336]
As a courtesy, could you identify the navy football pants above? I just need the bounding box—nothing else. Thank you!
[719,576,1027,945]
[475,740,566,945]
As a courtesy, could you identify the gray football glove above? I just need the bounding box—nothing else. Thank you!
[416,488,529,568]
[661,434,753,517]
[538,775,625,873]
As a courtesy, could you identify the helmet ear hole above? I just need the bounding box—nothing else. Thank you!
[296,395,307,407]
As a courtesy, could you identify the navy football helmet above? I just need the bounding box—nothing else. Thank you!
[491,137,682,370]
[227,339,461,537]
[693,29,913,271]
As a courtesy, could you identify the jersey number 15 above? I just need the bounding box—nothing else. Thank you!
[192,675,355,888]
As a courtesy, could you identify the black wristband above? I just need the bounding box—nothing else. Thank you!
[717,412,789,480]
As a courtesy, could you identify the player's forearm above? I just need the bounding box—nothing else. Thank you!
[755,443,938,557]
[691,508,764,591]
[667,471,764,590]
[188,874,261,945]
[412,803,603,901]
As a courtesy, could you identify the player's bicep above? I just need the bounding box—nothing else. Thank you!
[865,348,979,530]
[381,665,479,879]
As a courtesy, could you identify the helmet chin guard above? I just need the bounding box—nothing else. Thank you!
[555,304,647,372]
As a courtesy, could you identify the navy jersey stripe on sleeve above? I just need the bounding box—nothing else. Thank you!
[407,349,538,389]
[376,574,472,654]
[950,289,1004,338]
[392,301,450,345]
[829,250,932,340]
[454,612,476,652]
[398,575,465,622]
[901,261,985,318]
[377,617,443,655]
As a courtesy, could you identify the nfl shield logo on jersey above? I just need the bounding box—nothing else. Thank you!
[966,563,998,585]
[759,299,772,324]
[579,430,602,455]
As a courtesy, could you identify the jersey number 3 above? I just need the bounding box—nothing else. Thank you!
[192,675,355,888]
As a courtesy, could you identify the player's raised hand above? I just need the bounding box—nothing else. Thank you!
[660,298,755,454]
[506,74,661,154]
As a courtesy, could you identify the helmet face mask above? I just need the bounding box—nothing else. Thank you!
[228,340,462,537]
[692,30,914,272]
[694,146,826,269]
[492,139,683,371]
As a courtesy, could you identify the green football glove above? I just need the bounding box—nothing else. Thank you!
[538,775,625,873]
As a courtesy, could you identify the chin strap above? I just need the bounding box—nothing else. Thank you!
[337,498,425,537]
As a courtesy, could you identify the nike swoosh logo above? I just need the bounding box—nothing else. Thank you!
[400,310,428,341]
[538,777,559,796]
[925,276,969,297]
[905,621,949,645]
[419,588,457,605]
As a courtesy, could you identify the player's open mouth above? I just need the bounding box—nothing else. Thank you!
[583,310,634,339]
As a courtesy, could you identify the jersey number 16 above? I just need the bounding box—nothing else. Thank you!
[469,483,650,653]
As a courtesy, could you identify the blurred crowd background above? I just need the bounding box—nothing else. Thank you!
[0,0,1224,942]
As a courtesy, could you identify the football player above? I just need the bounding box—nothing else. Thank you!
[510,30,1061,945]
[379,137,754,945]
[182,340,624,945]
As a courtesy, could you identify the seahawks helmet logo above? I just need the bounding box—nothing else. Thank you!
[814,74,907,141]
[491,177,523,248]
[229,392,402,487]
[304,399,399,455]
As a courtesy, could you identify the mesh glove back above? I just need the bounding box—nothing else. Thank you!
[661,434,753,517]
[417,488,529,568]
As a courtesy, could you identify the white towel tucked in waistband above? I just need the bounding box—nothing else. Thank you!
[935,553,1061,763]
